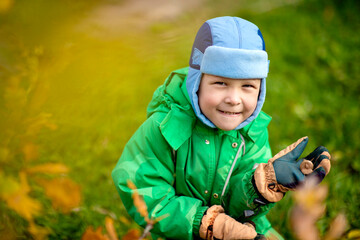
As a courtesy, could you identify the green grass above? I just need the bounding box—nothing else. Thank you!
[0,0,359,239]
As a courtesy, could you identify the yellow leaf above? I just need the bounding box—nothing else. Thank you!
[119,216,131,226]
[22,143,39,162]
[37,178,81,213]
[25,113,57,138]
[81,227,110,240]
[2,172,42,220]
[28,221,50,240]
[105,217,118,240]
[26,163,69,175]
[348,229,360,239]
[0,171,19,195]
[0,0,13,13]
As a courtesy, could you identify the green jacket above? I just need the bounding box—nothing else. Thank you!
[112,68,277,239]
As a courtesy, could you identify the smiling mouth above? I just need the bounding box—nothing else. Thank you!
[218,110,241,115]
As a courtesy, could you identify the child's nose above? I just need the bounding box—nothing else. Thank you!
[224,90,242,105]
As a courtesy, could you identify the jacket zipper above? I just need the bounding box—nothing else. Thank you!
[220,134,246,203]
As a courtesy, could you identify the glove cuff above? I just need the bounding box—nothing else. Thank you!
[254,163,290,202]
[212,214,257,240]
[199,205,224,240]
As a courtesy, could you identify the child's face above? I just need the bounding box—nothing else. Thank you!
[198,74,261,131]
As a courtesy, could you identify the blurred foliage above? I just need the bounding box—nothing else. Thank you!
[0,0,359,239]
[249,1,360,238]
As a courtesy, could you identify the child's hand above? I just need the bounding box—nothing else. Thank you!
[254,136,331,202]
[199,205,257,240]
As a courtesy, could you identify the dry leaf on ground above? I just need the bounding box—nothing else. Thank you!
[82,226,110,240]
[105,217,119,240]
[26,163,69,175]
[2,172,42,220]
[37,177,81,213]
[122,229,141,240]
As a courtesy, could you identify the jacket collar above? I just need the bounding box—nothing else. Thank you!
[159,69,196,150]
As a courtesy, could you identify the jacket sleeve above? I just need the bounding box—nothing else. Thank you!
[112,114,207,239]
[224,128,276,234]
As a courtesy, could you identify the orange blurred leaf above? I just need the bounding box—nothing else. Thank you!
[324,213,348,240]
[2,172,42,220]
[28,221,50,240]
[293,177,327,217]
[105,217,119,240]
[127,180,149,222]
[291,177,328,240]
[37,177,81,213]
[121,229,141,240]
[0,0,13,13]
[26,163,69,175]
[81,227,110,240]
[25,113,57,138]
[119,216,131,226]
[22,143,39,162]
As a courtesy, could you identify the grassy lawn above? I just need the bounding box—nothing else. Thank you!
[0,0,359,239]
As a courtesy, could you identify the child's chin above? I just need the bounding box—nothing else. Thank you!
[217,125,238,131]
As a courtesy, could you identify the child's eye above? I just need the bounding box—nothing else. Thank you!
[214,81,226,86]
[243,84,255,88]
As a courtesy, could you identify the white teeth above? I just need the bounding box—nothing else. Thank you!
[222,110,239,115]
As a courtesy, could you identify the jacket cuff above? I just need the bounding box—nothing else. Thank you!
[193,206,209,238]
[233,171,275,218]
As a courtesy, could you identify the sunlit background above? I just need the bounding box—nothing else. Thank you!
[0,0,359,239]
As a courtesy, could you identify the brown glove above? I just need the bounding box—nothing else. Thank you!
[254,136,331,202]
[199,205,257,240]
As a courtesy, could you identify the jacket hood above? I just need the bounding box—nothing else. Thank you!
[187,16,269,130]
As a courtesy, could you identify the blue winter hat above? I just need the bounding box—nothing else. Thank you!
[186,16,269,130]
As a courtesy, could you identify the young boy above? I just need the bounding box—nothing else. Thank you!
[112,16,331,239]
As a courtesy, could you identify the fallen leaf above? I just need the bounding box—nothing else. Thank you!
[25,113,57,138]
[2,172,42,220]
[0,0,13,13]
[26,163,69,175]
[291,176,328,240]
[37,177,81,213]
[82,227,110,240]
[105,217,119,240]
[22,143,39,162]
[28,221,50,240]
[121,229,141,240]
[119,216,131,226]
